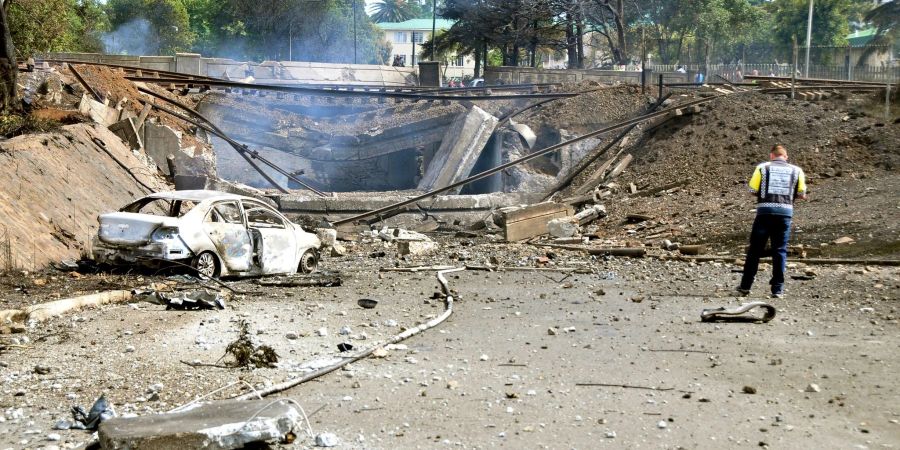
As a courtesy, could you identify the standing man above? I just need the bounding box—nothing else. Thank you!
[738,145,807,298]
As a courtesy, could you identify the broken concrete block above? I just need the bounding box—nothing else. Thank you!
[316,228,337,248]
[108,117,143,150]
[98,399,303,450]
[378,228,430,242]
[397,240,439,256]
[418,105,499,193]
[547,218,580,238]
[574,204,607,226]
[330,244,347,257]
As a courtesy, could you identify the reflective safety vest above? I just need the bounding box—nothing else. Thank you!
[748,159,807,217]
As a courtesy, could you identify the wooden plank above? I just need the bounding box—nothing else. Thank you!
[502,203,574,242]
[501,202,571,225]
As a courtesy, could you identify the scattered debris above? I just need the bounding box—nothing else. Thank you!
[223,321,279,368]
[700,302,776,323]
[134,290,226,310]
[65,395,116,431]
[254,272,343,287]
[357,298,378,309]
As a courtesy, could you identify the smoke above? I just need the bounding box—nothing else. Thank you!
[102,19,156,55]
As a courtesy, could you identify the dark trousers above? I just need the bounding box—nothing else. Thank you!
[740,214,792,294]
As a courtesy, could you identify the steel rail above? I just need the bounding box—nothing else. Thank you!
[124,77,579,100]
[332,94,730,226]
[745,74,895,87]
[761,85,889,92]
[137,87,328,196]
[46,59,223,81]
[67,63,102,101]
[138,98,289,193]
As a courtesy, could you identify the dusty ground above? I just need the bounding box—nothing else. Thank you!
[0,242,896,449]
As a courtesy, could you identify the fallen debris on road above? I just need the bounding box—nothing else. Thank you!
[98,398,307,449]
[700,302,777,323]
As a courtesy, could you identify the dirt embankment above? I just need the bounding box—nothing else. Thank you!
[574,91,900,257]
[0,124,168,270]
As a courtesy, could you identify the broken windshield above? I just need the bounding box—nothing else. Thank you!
[121,198,198,217]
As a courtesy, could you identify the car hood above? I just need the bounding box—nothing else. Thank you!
[98,212,180,246]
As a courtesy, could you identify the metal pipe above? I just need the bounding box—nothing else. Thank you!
[232,267,466,400]
[139,98,288,193]
[67,63,102,101]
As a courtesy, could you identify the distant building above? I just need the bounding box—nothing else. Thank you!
[847,27,897,67]
[375,19,475,80]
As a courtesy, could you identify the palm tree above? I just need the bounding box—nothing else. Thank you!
[370,0,415,23]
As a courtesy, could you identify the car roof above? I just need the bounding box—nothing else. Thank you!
[144,190,251,202]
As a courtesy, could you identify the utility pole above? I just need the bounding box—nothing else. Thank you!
[804,0,813,77]
[289,22,293,61]
[352,0,358,64]
[792,35,798,100]
[431,0,437,61]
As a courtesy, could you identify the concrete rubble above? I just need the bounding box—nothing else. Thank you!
[98,399,304,449]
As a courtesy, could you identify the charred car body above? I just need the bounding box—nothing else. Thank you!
[92,190,321,277]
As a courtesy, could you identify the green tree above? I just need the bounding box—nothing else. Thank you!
[769,0,852,47]
[106,0,194,54]
[8,0,106,57]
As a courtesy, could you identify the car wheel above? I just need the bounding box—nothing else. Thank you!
[299,250,318,274]
[193,251,220,278]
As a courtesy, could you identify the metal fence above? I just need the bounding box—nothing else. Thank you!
[649,44,898,83]
[649,63,899,83]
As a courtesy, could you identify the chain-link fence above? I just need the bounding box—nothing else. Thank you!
[649,43,898,83]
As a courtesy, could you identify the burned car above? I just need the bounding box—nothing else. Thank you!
[92,190,321,277]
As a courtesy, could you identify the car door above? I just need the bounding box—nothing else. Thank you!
[243,202,298,274]
[201,201,253,272]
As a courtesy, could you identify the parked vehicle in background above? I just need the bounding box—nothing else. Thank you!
[469,78,485,87]
[92,190,321,277]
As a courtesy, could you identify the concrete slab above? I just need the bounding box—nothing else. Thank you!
[108,118,142,150]
[418,106,498,193]
[98,399,303,449]
[278,192,537,213]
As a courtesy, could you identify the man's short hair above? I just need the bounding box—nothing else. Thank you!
[771,145,788,157]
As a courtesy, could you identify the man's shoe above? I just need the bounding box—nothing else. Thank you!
[771,292,785,299]
[735,287,751,296]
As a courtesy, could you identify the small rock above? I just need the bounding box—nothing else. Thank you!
[285,332,299,340]
[317,327,328,337]
[315,432,339,447]
[743,386,757,394]
[832,236,854,245]
[479,354,489,361]
[330,244,347,257]
[547,327,558,336]
[339,326,352,335]
[46,433,61,442]
[805,383,821,393]
[33,365,51,375]
[124,345,135,353]
[605,431,616,438]
[446,380,459,390]
[657,421,667,429]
